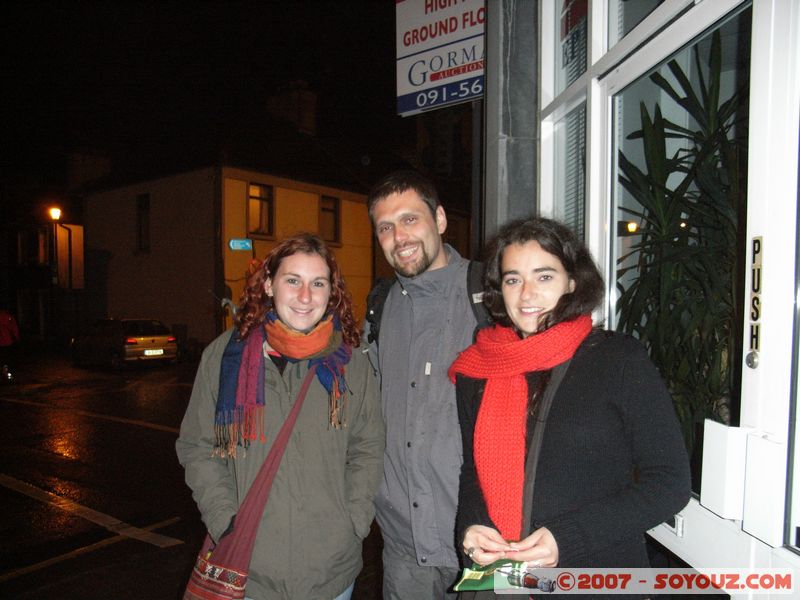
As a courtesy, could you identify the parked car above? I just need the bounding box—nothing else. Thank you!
[71,318,179,368]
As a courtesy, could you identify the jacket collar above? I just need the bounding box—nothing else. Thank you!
[396,244,464,298]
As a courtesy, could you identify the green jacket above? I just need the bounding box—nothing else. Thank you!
[177,330,385,599]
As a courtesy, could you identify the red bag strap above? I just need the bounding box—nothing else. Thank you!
[209,365,318,568]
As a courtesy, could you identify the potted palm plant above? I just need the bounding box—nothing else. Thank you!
[616,29,748,474]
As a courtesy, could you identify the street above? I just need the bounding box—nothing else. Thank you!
[0,347,382,600]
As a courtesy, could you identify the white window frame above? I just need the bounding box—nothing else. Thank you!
[540,0,800,580]
[541,0,697,323]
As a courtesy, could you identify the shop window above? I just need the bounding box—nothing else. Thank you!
[248,184,274,238]
[556,0,588,94]
[608,0,665,47]
[554,102,586,238]
[612,8,751,489]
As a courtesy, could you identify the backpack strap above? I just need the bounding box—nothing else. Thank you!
[366,261,491,348]
[366,277,396,348]
[467,261,491,333]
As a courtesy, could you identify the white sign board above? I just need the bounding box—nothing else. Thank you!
[396,0,485,117]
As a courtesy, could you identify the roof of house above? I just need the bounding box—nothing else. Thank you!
[72,115,414,196]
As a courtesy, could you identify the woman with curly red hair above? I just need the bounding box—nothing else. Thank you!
[177,233,384,600]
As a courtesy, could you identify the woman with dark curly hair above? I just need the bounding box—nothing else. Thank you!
[449,217,690,597]
[177,233,384,600]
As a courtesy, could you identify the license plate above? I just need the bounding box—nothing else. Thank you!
[144,349,164,356]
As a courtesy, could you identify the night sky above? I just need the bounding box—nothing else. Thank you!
[1,1,407,193]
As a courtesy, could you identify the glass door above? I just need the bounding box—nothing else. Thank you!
[612,6,751,488]
[593,0,800,566]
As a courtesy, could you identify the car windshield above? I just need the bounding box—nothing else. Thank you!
[123,320,169,336]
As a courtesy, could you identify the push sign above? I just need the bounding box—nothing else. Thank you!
[747,237,762,369]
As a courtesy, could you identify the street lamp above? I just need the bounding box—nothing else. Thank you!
[47,206,80,290]
[44,205,84,343]
[48,207,62,286]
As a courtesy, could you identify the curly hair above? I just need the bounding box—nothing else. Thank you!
[234,233,361,347]
[483,217,605,334]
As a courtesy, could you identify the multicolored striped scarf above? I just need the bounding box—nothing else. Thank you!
[213,313,351,458]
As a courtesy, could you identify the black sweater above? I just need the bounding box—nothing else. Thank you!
[455,330,691,568]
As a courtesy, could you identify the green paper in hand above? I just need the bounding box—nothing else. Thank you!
[453,558,526,592]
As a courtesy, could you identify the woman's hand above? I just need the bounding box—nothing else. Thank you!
[462,525,515,566]
[506,526,559,567]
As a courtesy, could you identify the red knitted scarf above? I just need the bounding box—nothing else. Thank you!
[448,315,592,540]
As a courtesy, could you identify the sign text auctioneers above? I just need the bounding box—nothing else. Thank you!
[396,0,485,116]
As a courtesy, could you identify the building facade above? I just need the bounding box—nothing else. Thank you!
[83,166,372,347]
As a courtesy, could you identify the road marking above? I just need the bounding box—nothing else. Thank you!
[0,473,184,548]
[0,516,182,583]
[0,398,180,434]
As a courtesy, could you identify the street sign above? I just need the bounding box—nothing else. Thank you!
[228,238,253,251]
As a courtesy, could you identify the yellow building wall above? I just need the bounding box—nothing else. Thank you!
[221,167,372,331]
[338,195,373,322]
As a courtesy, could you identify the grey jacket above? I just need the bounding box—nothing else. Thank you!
[177,330,385,600]
[369,246,479,568]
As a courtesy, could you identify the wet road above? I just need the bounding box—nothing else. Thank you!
[0,347,382,600]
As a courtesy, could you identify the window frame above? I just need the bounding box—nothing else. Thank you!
[247,183,275,239]
[319,195,341,245]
